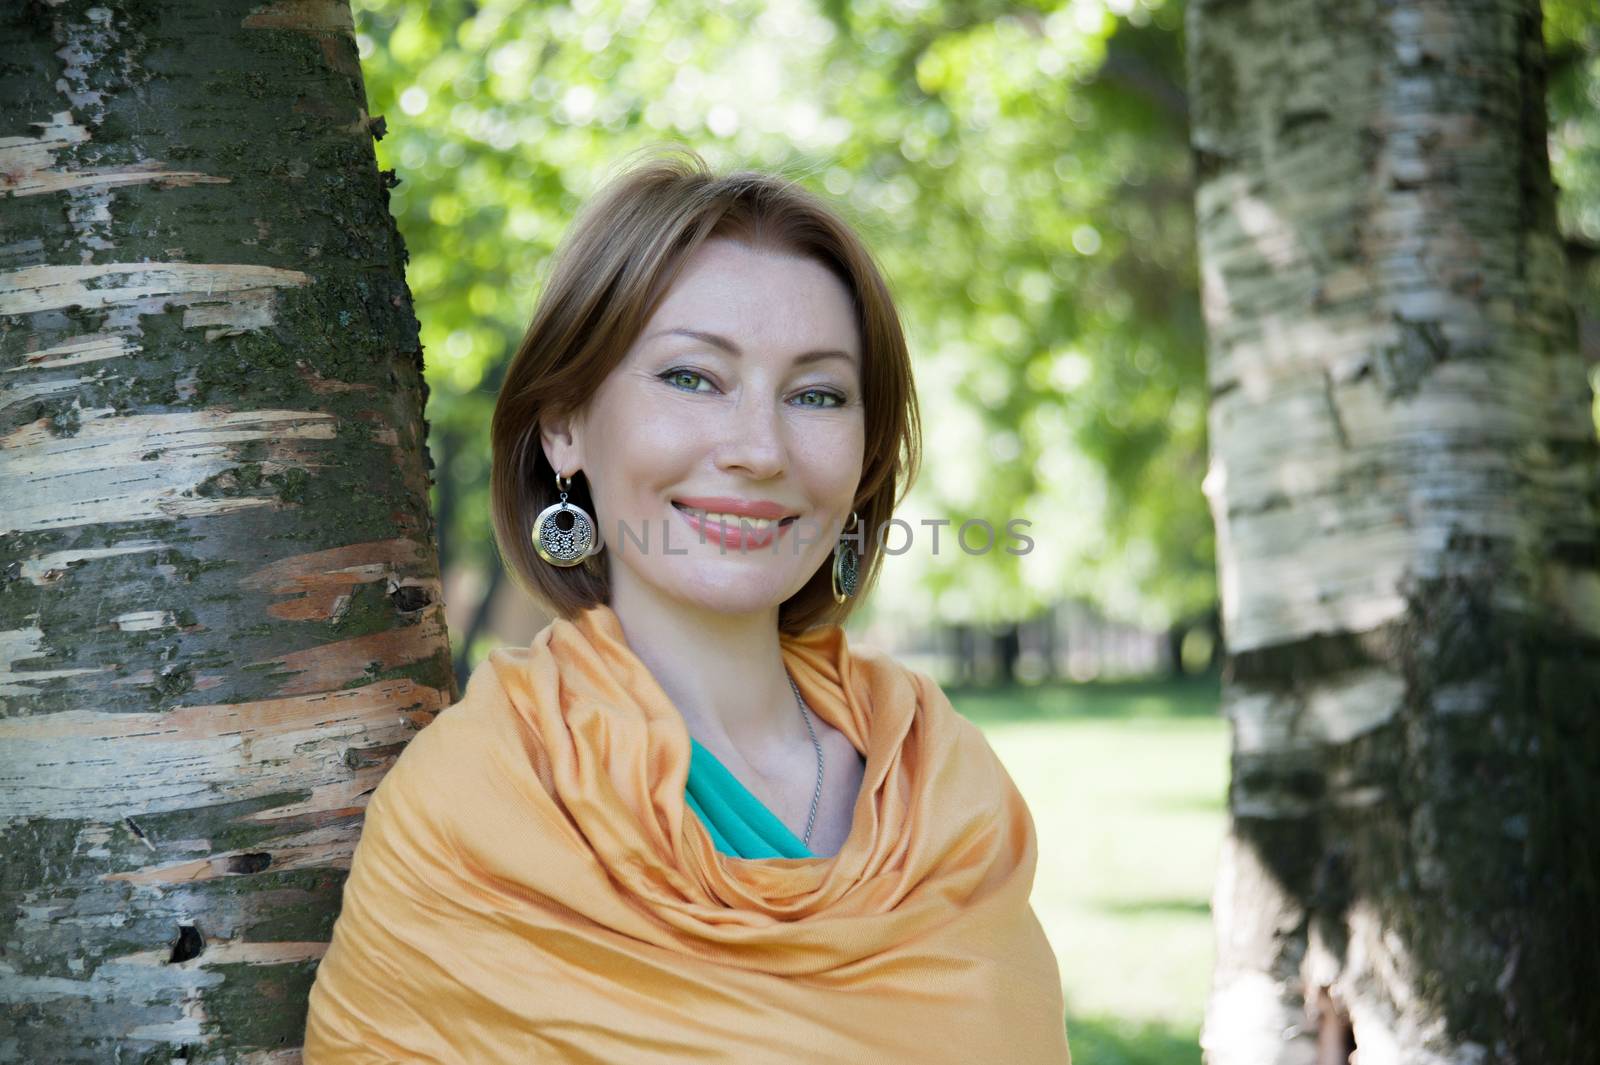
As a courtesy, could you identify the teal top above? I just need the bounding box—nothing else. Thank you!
[685,736,817,860]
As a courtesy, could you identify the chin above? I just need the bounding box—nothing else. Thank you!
[662,566,803,616]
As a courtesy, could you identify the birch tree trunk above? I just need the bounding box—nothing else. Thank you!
[1188,1,1600,1062]
[0,1,454,1059]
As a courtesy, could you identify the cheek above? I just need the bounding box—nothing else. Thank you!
[619,407,687,456]
[797,417,866,498]
[636,415,708,489]
[591,400,696,484]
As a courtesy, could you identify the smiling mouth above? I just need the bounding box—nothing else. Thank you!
[671,502,800,527]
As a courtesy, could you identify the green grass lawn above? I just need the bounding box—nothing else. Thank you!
[951,676,1230,1065]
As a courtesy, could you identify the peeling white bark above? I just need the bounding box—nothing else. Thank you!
[0,407,344,534]
[0,261,312,317]
[1227,668,1406,763]
[1191,16,1594,656]
[0,677,437,821]
[0,111,230,199]
[1203,833,1323,1063]
[1189,0,1598,1062]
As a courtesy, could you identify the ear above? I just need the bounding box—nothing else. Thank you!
[539,409,583,477]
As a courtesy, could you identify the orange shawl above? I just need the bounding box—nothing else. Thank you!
[303,603,1071,1063]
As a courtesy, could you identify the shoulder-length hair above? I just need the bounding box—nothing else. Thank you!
[489,144,921,635]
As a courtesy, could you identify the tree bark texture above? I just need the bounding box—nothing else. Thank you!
[1188,0,1600,1062]
[0,1,454,1060]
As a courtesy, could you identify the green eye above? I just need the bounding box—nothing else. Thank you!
[796,388,846,408]
[659,368,846,408]
[661,368,711,392]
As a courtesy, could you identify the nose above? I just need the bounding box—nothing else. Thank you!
[714,387,786,480]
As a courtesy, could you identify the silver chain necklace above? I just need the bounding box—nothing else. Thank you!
[786,671,824,847]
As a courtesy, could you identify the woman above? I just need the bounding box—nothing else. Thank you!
[303,145,1071,1063]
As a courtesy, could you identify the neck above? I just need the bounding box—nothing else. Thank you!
[606,577,806,761]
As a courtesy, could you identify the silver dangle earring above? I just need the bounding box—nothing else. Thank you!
[831,509,861,603]
[532,471,598,567]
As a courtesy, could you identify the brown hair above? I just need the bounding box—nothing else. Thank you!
[489,143,921,635]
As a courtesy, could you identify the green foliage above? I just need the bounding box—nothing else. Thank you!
[1548,0,1600,243]
[351,0,1595,641]
[1545,0,1600,436]
[809,0,1210,630]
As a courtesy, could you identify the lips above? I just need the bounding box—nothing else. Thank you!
[671,501,799,526]
[670,502,798,549]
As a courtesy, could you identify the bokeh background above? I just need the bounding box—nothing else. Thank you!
[349,1,1600,1059]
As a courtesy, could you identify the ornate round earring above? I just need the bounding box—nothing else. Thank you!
[831,509,861,603]
[532,471,598,567]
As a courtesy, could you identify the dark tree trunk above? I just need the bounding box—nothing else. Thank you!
[946,621,977,686]
[452,555,505,693]
[1167,619,1189,678]
[0,1,452,1059]
[994,622,1020,685]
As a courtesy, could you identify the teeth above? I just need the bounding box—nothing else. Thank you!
[680,507,778,530]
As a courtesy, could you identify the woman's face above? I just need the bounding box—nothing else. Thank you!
[544,237,866,618]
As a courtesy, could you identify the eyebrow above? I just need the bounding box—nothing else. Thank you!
[647,328,857,367]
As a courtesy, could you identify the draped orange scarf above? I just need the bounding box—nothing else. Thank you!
[303,602,1071,1063]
